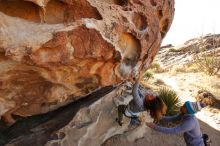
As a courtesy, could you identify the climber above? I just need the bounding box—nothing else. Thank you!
[116,76,167,127]
[146,101,209,146]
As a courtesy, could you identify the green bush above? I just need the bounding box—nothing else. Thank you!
[169,48,181,52]
[142,71,154,81]
[149,63,167,73]
[158,88,181,116]
[150,63,161,70]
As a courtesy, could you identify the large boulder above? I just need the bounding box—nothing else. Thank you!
[3,83,185,146]
[0,0,174,123]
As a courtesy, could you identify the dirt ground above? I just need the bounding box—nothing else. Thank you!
[142,71,220,145]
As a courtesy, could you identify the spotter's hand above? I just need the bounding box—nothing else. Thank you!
[146,122,156,129]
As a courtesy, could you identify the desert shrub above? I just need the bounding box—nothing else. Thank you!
[149,63,167,73]
[193,35,220,75]
[185,63,200,73]
[142,71,154,81]
[175,63,200,73]
[175,67,187,73]
[169,48,181,52]
[194,51,220,75]
[154,79,165,85]
[158,88,181,116]
[150,63,161,70]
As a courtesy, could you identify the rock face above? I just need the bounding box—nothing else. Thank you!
[155,34,220,69]
[0,0,174,123]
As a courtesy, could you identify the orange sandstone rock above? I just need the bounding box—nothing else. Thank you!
[0,0,174,124]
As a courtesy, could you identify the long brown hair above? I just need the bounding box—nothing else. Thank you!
[144,95,165,120]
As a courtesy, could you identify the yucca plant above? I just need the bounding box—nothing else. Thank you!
[158,88,181,116]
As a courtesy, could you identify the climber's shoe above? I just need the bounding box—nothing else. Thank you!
[116,118,123,126]
[130,116,141,126]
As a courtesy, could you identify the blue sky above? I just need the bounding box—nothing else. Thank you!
[162,0,220,46]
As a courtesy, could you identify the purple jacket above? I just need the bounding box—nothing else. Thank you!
[155,114,204,146]
[128,82,145,113]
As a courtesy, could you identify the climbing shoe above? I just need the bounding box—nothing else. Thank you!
[130,116,141,126]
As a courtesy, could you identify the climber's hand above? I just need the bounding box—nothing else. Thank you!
[127,77,135,83]
[146,122,156,129]
[130,75,139,82]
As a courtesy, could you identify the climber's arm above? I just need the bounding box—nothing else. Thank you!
[132,81,143,108]
[160,114,182,123]
[147,118,194,134]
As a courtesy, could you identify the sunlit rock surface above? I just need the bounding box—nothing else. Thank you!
[0,0,174,123]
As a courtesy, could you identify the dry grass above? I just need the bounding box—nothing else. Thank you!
[174,63,201,73]
[194,52,220,75]
[193,35,220,75]
[149,62,168,73]
[168,48,181,52]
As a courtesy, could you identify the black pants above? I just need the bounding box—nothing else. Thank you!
[117,105,127,124]
[203,134,211,146]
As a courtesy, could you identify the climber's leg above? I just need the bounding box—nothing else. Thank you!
[116,104,126,126]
